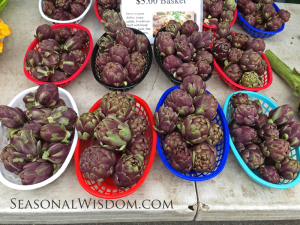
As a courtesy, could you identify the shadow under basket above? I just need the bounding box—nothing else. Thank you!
[154,27,213,85]
[91,28,153,92]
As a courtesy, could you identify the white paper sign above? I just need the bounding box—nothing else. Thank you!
[121,0,202,44]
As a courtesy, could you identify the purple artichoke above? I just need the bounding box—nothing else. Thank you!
[275,157,300,180]
[50,71,69,82]
[56,0,72,10]
[230,93,249,108]
[207,122,223,146]
[203,0,213,11]
[156,32,176,57]
[41,123,72,144]
[165,89,194,117]
[42,1,55,17]
[237,0,251,11]
[125,61,142,84]
[51,9,68,20]
[176,42,194,63]
[280,121,300,148]
[153,105,178,135]
[191,143,217,173]
[42,142,70,164]
[69,50,86,64]
[129,52,146,69]
[212,42,231,61]
[98,35,115,54]
[39,39,61,53]
[254,114,268,129]
[266,16,283,31]
[51,98,66,109]
[23,92,36,110]
[113,154,144,190]
[13,130,41,161]
[25,108,52,125]
[32,66,52,82]
[47,106,78,130]
[35,83,59,108]
[220,10,234,23]
[262,4,276,21]
[20,159,53,185]
[35,24,54,42]
[128,113,147,136]
[0,106,27,129]
[240,144,265,169]
[43,52,60,70]
[76,112,101,140]
[0,144,28,174]
[181,20,199,37]
[215,22,234,41]
[254,58,267,76]
[249,100,263,115]
[224,64,243,83]
[165,23,180,40]
[60,51,69,60]
[94,115,131,151]
[180,75,206,98]
[203,18,219,27]
[170,147,192,173]
[97,0,117,10]
[25,50,43,68]
[228,119,240,133]
[194,93,218,121]
[53,27,74,44]
[71,3,85,17]
[231,126,257,152]
[245,38,265,55]
[174,63,198,80]
[254,12,264,25]
[64,11,76,20]
[277,9,291,23]
[233,104,258,126]
[101,10,126,38]
[227,48,243,64]
[135,34,148,54]
[21,123,42,139]
[196,60,212,79]
[267,105,294,127]
[64,36,83,52]
[188,30,214,51]
[163,55,183,74]
[194,51,213,64]
[163,132,188,157]
[174,34,188,46]
[116,28,136,53]
[126,134,150,159]
[258,165,280,184]
[99,91,135,121]
[95,53,111,72]
[180,115,211,145]
[243,1,257,15]
[245,14,256,26]
[74,30,90,44]
[231,33,250,49]
[255,24,267,31]
[239,50,262,71]
[260,138,290,162]
[79,145,116,183]
[258,123,279,141]
[209,2,223,18]
[109,44,129,66]
[59,58,80,76]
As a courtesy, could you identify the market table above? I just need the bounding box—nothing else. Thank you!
[196,2,300,221]
[0,0,197,223]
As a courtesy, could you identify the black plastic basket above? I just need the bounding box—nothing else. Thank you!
[91,28,153,92]
[154,27,213,85]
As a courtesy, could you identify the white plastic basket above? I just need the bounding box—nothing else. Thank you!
[0,86,79,190]
[38,0,93,24]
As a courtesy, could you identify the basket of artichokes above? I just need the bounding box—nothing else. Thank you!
[91,10,152,91]
[154,78,230,181]
[224,91,300,189]
[74,91,156,199]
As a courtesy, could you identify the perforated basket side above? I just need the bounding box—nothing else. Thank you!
[224,91,300,189]
[156,85,230,181]
[0,87,79,190]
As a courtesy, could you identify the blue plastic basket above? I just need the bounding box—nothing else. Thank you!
[156,86,230,181]
[224,91,300,189]
[237,2,285,38]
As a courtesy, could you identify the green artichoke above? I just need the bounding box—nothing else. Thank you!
[239,71,262,88]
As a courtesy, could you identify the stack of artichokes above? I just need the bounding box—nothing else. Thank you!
[42,0,90,21]
[156,20,214,81]
[237,0,291,31]
[203,0,237,27]
[212,22,268,88]
[154,75,223,174]
[76,91,150,190]
[229,93,300,184]
[25,24,89,82]
[95,10,149,87]
[96,0,120,18]
[0,83,78,185]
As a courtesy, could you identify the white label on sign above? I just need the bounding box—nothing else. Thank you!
[121,0,202,44]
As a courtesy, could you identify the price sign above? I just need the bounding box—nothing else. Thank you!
[121,0,202,44]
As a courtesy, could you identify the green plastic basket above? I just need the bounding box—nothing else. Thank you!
[0,0,8,13]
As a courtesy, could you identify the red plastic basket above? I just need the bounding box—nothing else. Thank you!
[74,95,157,199]
[95,1,104,22]
[202,9,237,33]
[214,53,273,92]
[23,23,93,88]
